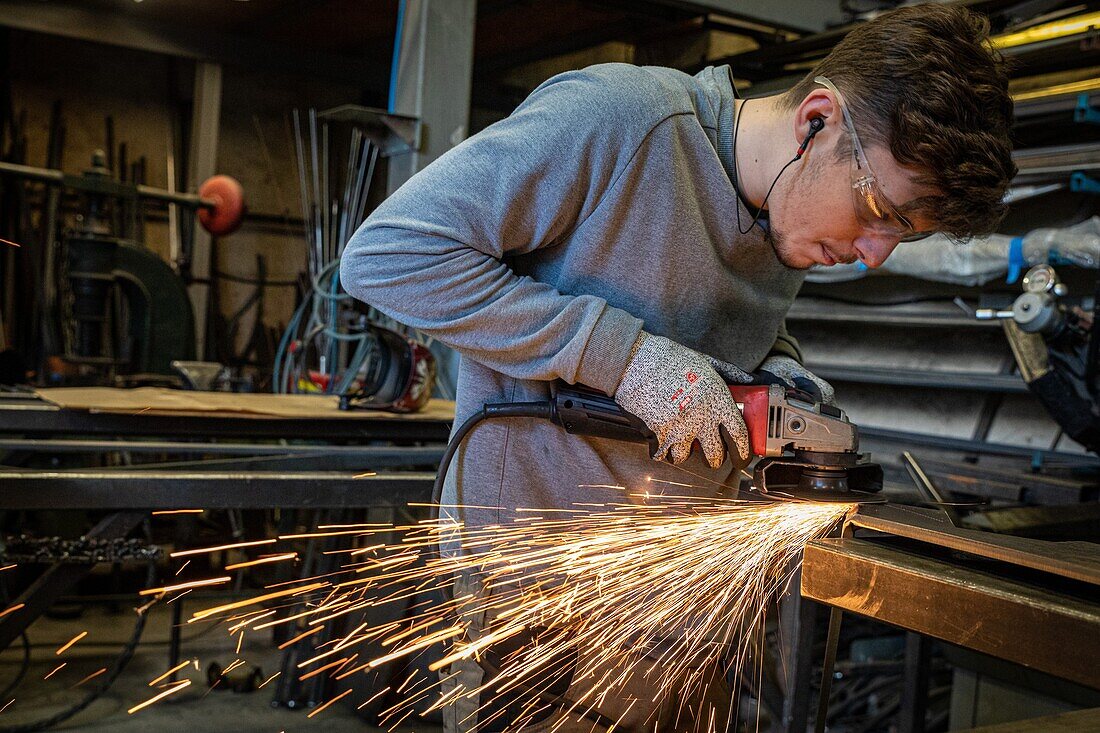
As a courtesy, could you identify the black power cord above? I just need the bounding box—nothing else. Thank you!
[0,634,30,701]
[0,564,155,733]
[430,402,553,507]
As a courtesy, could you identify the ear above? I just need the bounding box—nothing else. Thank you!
[793,89,840,149]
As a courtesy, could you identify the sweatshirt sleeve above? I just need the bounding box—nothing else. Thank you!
[339,65,664,395]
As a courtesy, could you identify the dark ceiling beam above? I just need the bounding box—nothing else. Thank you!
[242,0,326,35]
[639,0,842,34]
[0,0,388,92]
[704,0,1095,83]
[474,18,641,76]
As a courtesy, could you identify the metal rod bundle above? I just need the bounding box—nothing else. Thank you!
[278,110,381,392]
[291,109,379,283]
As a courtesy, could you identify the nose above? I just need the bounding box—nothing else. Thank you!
[852,234,900,268]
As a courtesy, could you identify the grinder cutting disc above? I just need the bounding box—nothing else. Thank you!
[751,453,886,504]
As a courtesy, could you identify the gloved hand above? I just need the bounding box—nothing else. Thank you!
[758,355,836,405]
[614,333,752,468]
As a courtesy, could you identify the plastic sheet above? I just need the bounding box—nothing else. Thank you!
[806,216,1100,285]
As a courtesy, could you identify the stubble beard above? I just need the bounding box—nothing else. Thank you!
[764,224,813,271]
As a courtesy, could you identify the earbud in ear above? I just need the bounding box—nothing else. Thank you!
[796,116,826,159]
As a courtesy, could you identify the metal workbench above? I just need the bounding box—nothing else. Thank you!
[799,504,1100,733]
[0,388,454,676]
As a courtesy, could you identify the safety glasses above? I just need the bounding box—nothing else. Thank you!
[814,76,931,243]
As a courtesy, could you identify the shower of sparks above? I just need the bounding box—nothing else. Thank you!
[55,631,88,655]
[181,496,852,731]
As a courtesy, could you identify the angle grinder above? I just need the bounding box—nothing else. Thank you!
[547,381,883,502]
[432,375,884,507]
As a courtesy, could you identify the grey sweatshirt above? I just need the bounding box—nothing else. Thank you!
[340,63,805,532]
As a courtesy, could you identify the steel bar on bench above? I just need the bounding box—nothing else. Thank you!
[0,471,435,509]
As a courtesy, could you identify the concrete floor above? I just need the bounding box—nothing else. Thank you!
[0,602,443,732]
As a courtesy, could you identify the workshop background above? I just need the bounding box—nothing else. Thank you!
[0,1,1096,732]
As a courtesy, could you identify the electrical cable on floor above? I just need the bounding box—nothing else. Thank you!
[0,576,30,702]
[0,563,155,733]
[0,633,30,701]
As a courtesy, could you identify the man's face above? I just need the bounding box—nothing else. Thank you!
[767,137,937,271]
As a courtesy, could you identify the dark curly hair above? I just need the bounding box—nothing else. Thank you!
[782,3,1016,239]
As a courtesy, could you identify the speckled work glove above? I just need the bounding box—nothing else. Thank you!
[759,355,836,405]
[614,333,752,468]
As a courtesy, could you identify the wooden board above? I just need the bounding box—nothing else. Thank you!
[35,387,455,422]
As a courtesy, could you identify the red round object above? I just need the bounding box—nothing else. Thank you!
[197,175,245,236]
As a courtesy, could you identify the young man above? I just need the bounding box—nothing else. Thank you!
[341,4,1014,730]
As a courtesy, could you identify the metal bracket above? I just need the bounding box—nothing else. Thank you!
[317,105,421,157]
[1074,93,1100,125]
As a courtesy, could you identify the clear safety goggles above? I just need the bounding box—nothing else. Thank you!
[814,76,931,243]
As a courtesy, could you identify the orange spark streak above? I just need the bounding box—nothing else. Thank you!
[140,576,231,596]
[224,552,297,570]
[228,609,275,634]
[0,699,12,713]
[257,671,280,689]
[73,667,107,688]
[305,688,352,718]
[357,686,390,709]
[170,539,276,558]
[149,661,191,686]
[0,604,24,619]
[298,657,351,682]
[166,589,193,604]
[55,631,87,655]
[152,509,204,515]
[221,659,246,676]
[0,565,16,572]
[317,523,391,529]
[127,680,191,714]
[277,625,323,650]
[43,663,66,680]
[277,529,369,539]
[0,238,21,248]
[188,582,327,622]
[174,560,191,576]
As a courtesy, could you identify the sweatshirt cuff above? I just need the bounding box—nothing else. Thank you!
[576,305,643,395]
[767,335,803,364]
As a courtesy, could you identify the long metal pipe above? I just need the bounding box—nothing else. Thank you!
[0,159,217,210]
